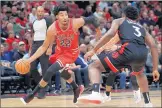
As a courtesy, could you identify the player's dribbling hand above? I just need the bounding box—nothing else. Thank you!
[21,59,31,64]
[46,47,52,55]
[152,70,160,82]
[84,50,95,62]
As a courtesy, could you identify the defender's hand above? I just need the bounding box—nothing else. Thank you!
[84,50,95,62]
[96,47,104,54]
[152,70,160,82]
[105,44,119,52]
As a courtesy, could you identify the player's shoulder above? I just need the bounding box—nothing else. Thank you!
[72,17,83,23]
[47,21,57,34]
[113,18,125,25]
[47,21,56,31]
[113,18,125,24]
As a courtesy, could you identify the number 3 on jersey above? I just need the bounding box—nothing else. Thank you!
[132,26,141,37]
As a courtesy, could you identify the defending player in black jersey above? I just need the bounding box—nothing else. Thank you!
[78,6,160,107]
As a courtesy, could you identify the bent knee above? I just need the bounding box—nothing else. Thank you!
[136,73,145,78]
[88,60,105,72]
[89,60,100,68]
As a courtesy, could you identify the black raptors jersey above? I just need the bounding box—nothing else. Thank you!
[118,18,146,45]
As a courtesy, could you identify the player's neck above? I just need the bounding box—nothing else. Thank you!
[126,17,137,22]
[58,21,69,31]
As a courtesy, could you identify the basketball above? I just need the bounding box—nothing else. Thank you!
[15,59,30,75]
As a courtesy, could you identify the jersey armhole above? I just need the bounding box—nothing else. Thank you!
[119,18,125,27]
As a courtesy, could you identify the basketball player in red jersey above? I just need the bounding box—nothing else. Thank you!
[20,4,101,104]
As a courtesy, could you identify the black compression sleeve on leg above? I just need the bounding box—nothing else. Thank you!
[106,72,118,86]
[43,62,62,82]
[130,75,139,90]
[83,15,100,28]
[60,69,71,80]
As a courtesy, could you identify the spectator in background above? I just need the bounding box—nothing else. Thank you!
[103,7,111,22]
[119,68,127,89]
[100,20,107,35]
[15,11,28,28]
[11,6,18,17]
[6,7,12,19]
[1,44,11,62]
[9,16,22,35]
[5,31,19,51]
[6,23,13,32]
[29,8,37,24]
[98,1,108,11]
[83,5,93,17]
[105,22,111,30]
[109,2,122,19]
[84,36,91,45]
[13,41,26,61]
[10,41,19,56]
[2,43,13,62]
[1,5,7,18]
[148,10,157,26]
[140,12,150,25]
[79,26,92,43]
[1,17,9,38]
[93,6,104,20]
[154,5,162,17]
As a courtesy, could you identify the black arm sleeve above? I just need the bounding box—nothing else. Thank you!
[83,15,100,28]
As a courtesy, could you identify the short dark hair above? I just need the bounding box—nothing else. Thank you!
[123,6,139,20]
[53,4,69,16]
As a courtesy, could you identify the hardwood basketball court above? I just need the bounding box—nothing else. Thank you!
[1,90,161,107]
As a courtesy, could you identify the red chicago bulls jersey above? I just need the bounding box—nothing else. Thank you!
[55,18,79,53]
[49,18,80,65]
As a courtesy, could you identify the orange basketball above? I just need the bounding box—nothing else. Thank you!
[15,59,30,75]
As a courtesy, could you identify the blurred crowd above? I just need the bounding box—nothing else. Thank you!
[1,1,162,95]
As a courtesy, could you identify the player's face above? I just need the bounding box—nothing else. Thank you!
[36,8,44,19]
[57,11,69,25]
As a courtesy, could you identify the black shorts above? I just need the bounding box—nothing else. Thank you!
[97,43,148,75]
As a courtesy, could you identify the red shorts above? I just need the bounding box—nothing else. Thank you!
[49,52,78,67]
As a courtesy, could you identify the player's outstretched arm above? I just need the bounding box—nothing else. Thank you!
[28,25,56,63]
[145,30,159,71]
[74,15,100,29]
[97,33,120,54]
[145,30,160,81]
[93,19,119,53]
[74,15,101,40]
[84,19,120,61]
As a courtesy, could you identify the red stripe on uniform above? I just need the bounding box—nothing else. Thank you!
[130,68,144,76]
[104,57,118,73]
[57,59,64,67]
[119,42,129,54]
